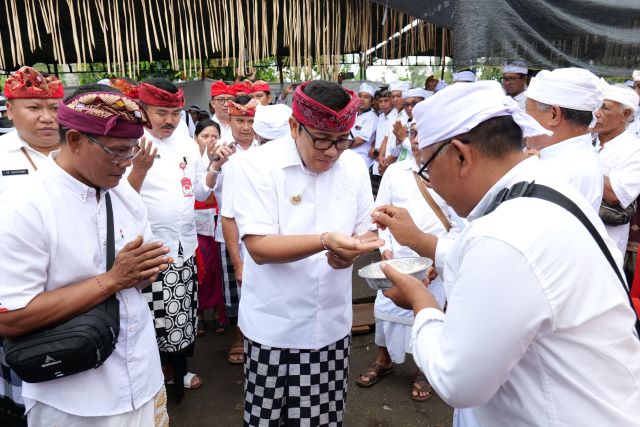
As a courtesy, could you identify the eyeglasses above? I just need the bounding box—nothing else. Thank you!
[212,97,235,105]
[417,140,452,181]
[502,76,524,83]
[407,130,418,138]
[300,124,355,151]
[87,135,140,164]
[403,101,421,108]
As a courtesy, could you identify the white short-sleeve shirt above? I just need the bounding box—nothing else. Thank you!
[0,156,163,416]
[539,133,603,212]
[0,131,52,200]
[233,136,374,349]
[598,130,640,252]
[349,109,378,168]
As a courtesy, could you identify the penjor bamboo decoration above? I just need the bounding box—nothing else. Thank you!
[0,1,442,79]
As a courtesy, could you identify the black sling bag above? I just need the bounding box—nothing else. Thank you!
[4,193,120,383]
[485,181,640,338]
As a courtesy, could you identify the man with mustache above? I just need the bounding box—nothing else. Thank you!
[127,78,219,401]
[0,66,64,425]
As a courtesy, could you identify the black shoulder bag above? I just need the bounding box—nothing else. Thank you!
[4,193,120,383]
[485,181,640,338]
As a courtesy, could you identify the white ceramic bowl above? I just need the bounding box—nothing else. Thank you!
[357,257,433,290]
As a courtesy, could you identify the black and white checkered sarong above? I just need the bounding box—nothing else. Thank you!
[244,335,351,427]
[219,242,240,319]
[0,345,26,426]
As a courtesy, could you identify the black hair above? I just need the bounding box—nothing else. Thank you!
[440,115,523,159]
[195,118,221,137]
[535,101,593,128]
[142,77,179,94]
[376,90,391,99]
[59,84,122,141]
[302,80,351,112]
[559,108,593,128]
[234,95,253,105]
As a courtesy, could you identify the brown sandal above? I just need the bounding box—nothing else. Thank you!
[356,363,394,387]
[227,344,245,364]
[411,373,433,402]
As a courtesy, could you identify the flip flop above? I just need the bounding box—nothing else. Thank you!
[166,372,203,389]
[411,373,433,402]
[356,363,394,387]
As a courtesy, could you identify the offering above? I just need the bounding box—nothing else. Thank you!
[358,257,433,290]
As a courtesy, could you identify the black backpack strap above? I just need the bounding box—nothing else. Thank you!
[486,181,640,337]
[105,192,115,271]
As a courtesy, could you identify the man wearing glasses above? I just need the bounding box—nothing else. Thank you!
[502,60,529,110]
[232,80,384,426]
[373,81,640,426]
[209,80,236,142]
[0,85,171,426]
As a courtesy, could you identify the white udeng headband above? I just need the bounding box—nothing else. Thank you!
[414,80,552,149]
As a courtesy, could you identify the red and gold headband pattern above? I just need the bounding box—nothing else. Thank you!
[4,66,64,99]
[292,81,358,133]
[226,99,258,117]
[57,91,149,139]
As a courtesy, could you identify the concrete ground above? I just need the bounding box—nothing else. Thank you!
[167,253,454,426]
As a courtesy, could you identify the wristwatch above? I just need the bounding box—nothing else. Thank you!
[208,165,222,175]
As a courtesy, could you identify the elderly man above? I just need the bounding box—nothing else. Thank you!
[0,86,171,426]
[209,80,236,142]
[524,68,604,211]
[502,60,528,110]
[0,67,63,198]
[350,82,379,169]
[128,78,217,399]
[0,66,64,425]
[373,81,640,426]
[595,82,640,253]
[231,80,383,426]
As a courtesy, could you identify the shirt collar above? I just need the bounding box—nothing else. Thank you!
[47,154,104,204]
[2,131,51,159]
[466,156,542,222]
[539,133,594,160]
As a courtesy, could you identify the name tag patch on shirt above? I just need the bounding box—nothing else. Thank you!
[2,169,28,176]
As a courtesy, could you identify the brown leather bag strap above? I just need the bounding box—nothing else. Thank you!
[20,147,38,171]
[413,171,451,232]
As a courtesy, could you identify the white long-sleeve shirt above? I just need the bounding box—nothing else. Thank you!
[132,129,212,260]
[411,157,640,426]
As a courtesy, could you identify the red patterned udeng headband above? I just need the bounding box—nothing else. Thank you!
[138,82,185,108]
[291,81,358,133]
[4,66,64,99]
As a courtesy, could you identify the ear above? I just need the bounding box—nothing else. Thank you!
[289,116,299,139]
[5,101,14,120]
[549,105,562,127]
[66,130,84,153]
[622,108,633,124]
[450,138,475,178]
